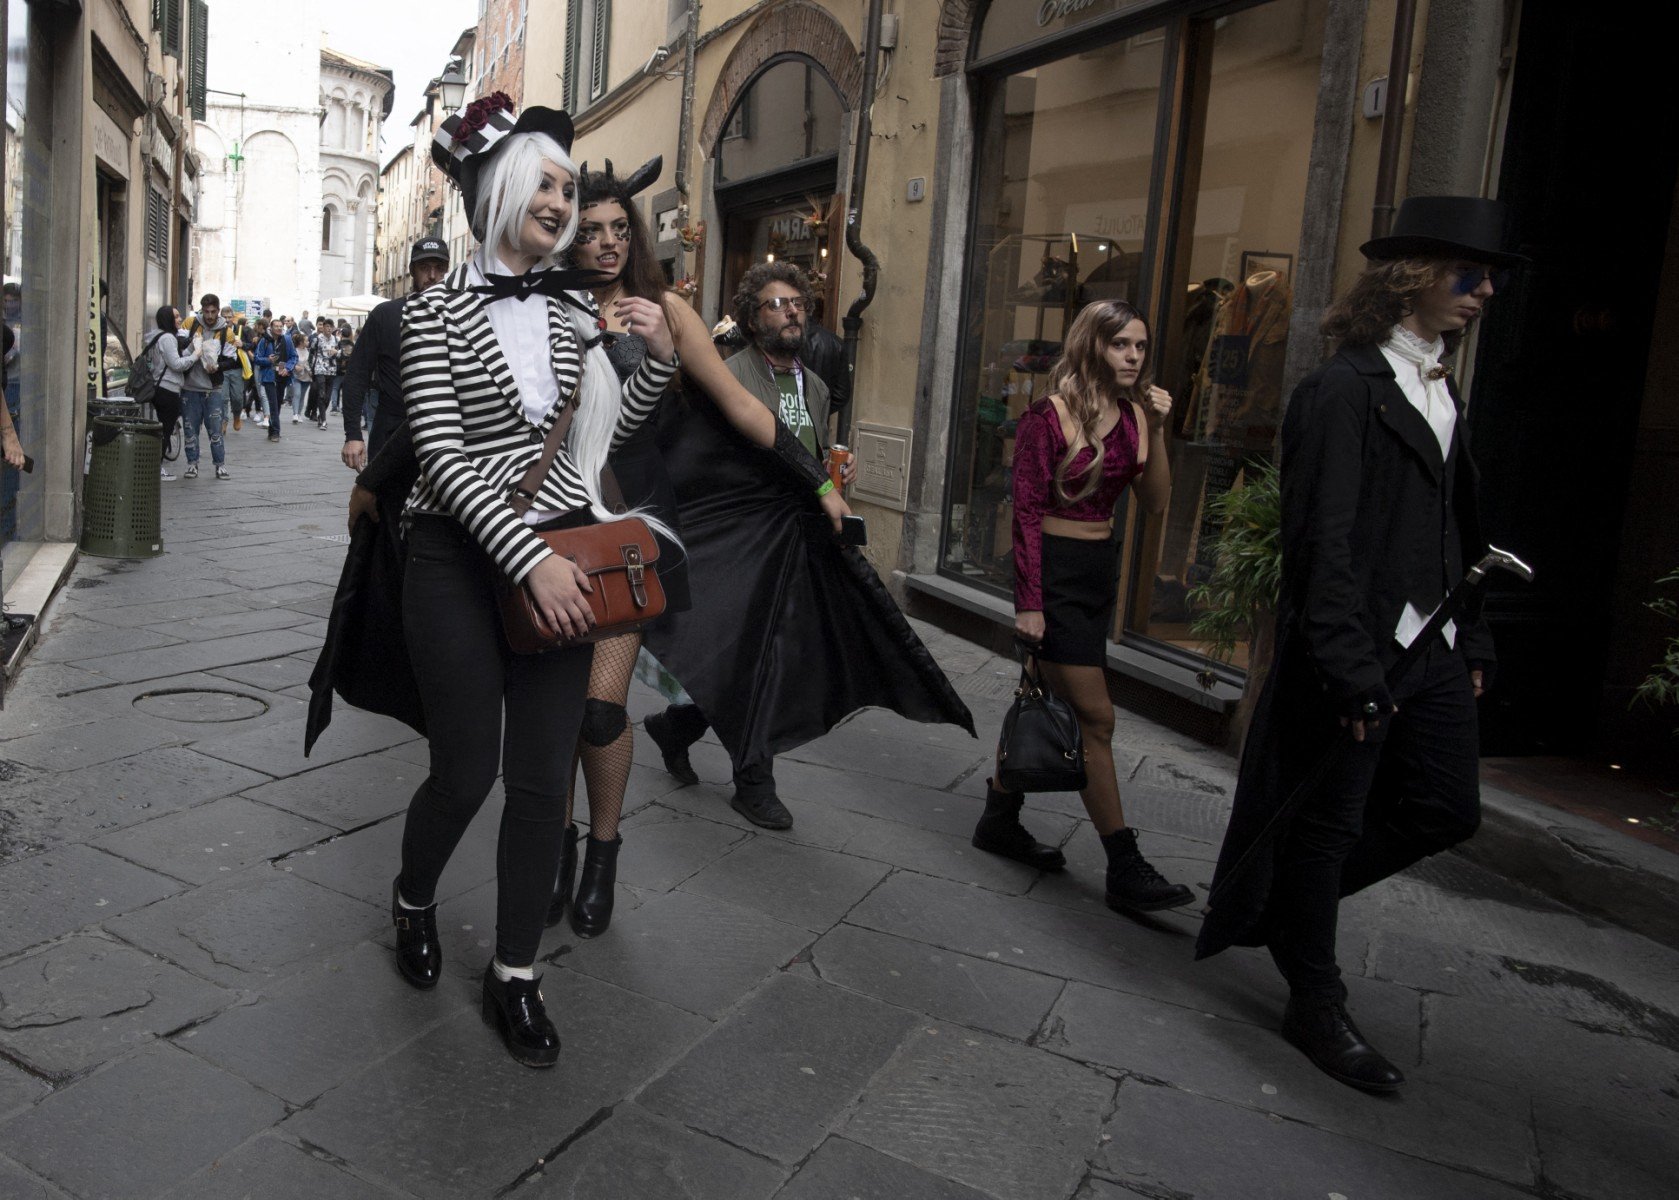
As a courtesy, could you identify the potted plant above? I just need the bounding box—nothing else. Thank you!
[1186,461,1283,750]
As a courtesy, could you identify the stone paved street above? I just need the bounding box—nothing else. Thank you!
[1,427,1676,1199]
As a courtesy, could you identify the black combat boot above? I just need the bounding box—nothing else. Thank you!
[971,779,1067,870]
[570,834,622,939]
[1100,827,1195,913]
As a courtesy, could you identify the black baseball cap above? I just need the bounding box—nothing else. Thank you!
[410,237,450,265]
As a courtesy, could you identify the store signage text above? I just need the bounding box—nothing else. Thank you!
[1038,0,1102,28]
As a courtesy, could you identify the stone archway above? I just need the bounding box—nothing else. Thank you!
[699,1,864,151]
[934,0,982,77]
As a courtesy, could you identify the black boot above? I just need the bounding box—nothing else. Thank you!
[972,779,1067,871]
[391,876,441,990]
[570,834,622,939]
[480,963,561,1068]
[1282,993,1405,1093]
[731,761,792,830]
[645,708,701,786]
[543,823,581,928]
[1100,827,1195,913]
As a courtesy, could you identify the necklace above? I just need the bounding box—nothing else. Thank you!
[593,283,624,332]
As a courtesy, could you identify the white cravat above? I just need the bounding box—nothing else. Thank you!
[1380,325,1457,650]
[472,251,560,426]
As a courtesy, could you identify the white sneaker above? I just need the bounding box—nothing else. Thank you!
[160,466,175,481]
[183,462,198,479]
[292,414,301,423]
[215,464,231,480]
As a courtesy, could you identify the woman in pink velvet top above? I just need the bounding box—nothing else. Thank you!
[971,299,1195,914]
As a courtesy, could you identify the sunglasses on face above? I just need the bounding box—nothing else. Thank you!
[576,220,632,245]
[1448,264,1512,295]
[758,296,808,314]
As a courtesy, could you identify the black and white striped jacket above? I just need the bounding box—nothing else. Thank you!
[400,264,676,584]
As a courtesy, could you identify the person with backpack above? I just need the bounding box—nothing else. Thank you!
[254,319,295,442]
[138,306,196,481]
[179,293,236,479]
[308,318,338,428]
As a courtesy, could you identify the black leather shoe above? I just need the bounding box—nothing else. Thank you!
[544,823,581,928]
[972,779,1067,871]
[645,710,700,786]
[1101,828,1195,913]
[731,787,793,830]
[391,877,441,990]
[1282,995,1405,1093]
[480,964,560,1068]
[570,834,622,939]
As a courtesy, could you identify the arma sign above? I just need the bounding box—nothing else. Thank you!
[976,0,1141,62]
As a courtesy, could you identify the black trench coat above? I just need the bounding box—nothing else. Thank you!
[1196,342,1495,960]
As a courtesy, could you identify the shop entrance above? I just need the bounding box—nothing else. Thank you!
[1469,4,1679,761]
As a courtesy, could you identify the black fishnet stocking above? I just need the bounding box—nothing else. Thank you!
[563,632,641,841]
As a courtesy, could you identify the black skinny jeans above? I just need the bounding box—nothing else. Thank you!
[152,388,183,451]
[1267,638,1482,1000]
[398,514,594,968]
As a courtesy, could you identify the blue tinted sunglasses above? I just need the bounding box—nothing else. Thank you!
[1448,265,1512,295]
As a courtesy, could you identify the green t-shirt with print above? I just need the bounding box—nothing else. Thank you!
[775,367,818,456]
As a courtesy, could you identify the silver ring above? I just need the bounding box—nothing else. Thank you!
[1361,701,1380,717]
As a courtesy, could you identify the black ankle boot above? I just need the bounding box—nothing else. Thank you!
[570,834,621,939]
[544,823,581,928]
[480,963,560,1068]
[1282,993,1405,1093]
[972,779,1067,871]
[645,709,700,786]
[1100,827,1195,913]
[391,876,441,989]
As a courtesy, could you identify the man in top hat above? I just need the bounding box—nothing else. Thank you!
[340,236,451,469]
[1196,197,1526,1093]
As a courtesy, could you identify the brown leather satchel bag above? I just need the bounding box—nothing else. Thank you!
[496,401,665,654]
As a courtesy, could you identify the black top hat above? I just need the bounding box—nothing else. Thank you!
[1360,196,1529,268]
[432,93,575,222]
[409,237,449,265]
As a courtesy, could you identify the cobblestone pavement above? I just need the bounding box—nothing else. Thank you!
[1,425,1676,1199]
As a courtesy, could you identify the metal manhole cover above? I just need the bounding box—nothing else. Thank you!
[132,688,270,723]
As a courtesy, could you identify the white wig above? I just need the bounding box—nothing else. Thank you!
[473,132,580,264]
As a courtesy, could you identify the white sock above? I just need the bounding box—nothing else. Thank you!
[492,958,535,982]
[395,891,426,911]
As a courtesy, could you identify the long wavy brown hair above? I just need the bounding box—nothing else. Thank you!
[1321,257,1456,348]
[1045,300,1150,505]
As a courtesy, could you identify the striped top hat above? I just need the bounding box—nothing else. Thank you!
[432,92,575,223]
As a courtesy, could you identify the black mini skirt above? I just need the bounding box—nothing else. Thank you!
[1038,533,1120,667]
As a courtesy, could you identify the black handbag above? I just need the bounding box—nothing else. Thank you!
[996,654,1087,793]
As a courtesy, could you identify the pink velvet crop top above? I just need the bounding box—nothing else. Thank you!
[1011,397,1144,611]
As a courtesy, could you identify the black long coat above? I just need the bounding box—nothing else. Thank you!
[1196,342,1495,959]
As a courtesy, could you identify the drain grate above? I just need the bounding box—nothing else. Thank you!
[132,688,271,723]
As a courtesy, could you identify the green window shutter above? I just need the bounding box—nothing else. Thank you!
[189,0,208,121]
[163,0,183,58]
[590,0,610,101]
[562,3,580,112]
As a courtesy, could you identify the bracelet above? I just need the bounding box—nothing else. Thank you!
[815,479,834,497]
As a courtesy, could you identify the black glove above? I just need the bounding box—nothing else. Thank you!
[771,419,830,495]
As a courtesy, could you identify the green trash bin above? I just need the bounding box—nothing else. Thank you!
[81,416,164,558]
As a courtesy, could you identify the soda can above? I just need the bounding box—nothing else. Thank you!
[827,444,852,489]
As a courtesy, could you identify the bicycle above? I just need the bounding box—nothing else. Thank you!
[136,397,183,462]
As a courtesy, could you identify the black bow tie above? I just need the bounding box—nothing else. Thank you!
[468,267,612,306]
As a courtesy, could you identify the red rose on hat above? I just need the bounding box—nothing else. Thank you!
[456,91,514,139]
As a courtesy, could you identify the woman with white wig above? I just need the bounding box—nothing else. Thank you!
[387,95,677,1067]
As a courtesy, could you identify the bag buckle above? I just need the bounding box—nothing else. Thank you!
[623,544,648,607]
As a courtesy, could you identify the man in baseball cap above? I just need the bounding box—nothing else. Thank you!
[340,237,453,467]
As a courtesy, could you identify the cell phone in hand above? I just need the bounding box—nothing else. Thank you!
[836,515,868,546]
[19,454,31,474]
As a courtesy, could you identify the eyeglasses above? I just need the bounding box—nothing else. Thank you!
[1447,264,1512,295]
[575,219,632,246]
[757,296,808,314]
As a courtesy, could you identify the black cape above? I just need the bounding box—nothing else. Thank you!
[305,492,425,755]
[644,393,974,768]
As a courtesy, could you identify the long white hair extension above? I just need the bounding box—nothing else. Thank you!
[474,132,677,540]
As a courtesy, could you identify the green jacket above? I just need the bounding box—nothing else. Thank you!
[724,348,831,454]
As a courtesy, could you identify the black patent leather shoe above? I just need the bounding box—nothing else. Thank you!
[481,964,561,1068]
[391,877,441,990]
[972,779,1067,871]
[1282,995,1405,1093]
[645,710,701,787]
[544,823,581,928]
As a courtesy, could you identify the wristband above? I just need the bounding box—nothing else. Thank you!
[815,479,835,497]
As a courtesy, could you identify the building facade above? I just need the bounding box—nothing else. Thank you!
[318,48,392,304]
[2,0,202,569]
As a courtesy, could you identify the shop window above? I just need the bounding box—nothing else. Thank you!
[715,59,843,185]
[940,35,1164,596]
[1132,1,1322,667]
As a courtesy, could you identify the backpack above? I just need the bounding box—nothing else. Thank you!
[126,332,166,405]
